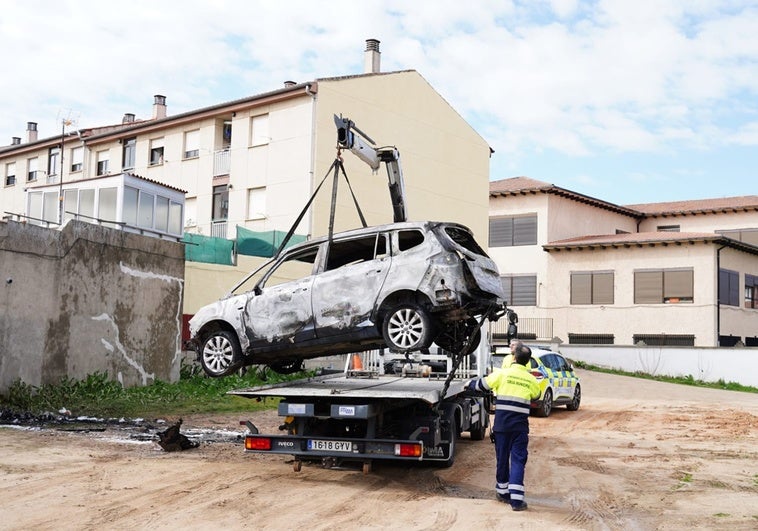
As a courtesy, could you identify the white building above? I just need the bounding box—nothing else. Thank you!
[489,177,758,348]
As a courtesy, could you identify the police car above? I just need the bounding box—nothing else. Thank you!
[491,346,581,418]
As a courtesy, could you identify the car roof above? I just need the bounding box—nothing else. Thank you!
[284,220,474,252]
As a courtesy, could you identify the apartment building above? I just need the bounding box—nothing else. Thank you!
[489,176,758,347]
[0,40,492,314]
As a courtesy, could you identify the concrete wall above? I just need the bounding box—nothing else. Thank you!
[0,219,185,393]
[554,343,758,389]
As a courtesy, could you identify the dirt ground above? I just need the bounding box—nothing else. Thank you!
[1,370,757,531]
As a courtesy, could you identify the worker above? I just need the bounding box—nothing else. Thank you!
[469,344,540,511]
[500,339,523,369]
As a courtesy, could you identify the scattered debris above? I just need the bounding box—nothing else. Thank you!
[156,418,200,452]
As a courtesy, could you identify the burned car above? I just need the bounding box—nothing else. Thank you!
[188,221,507,377]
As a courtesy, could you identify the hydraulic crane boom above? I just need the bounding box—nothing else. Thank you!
[334,115,408,223]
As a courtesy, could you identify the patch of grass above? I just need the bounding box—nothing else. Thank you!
[713,513,730,518]
[0,365,312,418]
[680,472,693,483]
[572,361,758,394]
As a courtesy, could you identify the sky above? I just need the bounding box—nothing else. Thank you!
[1,0,756,206]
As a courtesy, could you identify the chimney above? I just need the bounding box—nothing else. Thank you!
[283,80,296,87]
[11,137,21,145]
[123,113,136,124]
[152,94,167,119]
[26,122,38,143]
[364,38,381,74]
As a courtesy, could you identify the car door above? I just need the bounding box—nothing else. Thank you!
[311,233,391,338]
[545,353,572,400]
[243,246,319,347]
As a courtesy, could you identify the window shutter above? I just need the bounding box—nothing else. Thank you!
[571,273,592,304]
[593,272,614,304]
[635,271,662,303]
[512,275,537,306]
[664,270,693,300]
[513,215,537,245]
[489,218,513,247]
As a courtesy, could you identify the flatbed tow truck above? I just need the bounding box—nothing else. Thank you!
[223,116,516,472]
[231,342,496,474]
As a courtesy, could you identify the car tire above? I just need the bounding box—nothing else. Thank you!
[534,388,553,418]
[199,330,242,377]
[382,303,433,352]
[566,384,581,411]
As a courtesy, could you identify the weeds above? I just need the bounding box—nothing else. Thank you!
[0,365,310,418]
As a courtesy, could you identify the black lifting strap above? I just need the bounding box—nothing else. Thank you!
[272,158,337,260]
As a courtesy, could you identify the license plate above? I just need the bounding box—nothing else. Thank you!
[307,439,352,452]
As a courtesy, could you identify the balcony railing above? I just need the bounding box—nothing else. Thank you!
[490,317,553,343]
[211,220,227,239]
[213,148,230,177]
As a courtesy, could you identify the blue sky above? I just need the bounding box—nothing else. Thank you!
[1,0,756,205]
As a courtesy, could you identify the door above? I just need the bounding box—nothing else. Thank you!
[311,233,391,338]
[244,246,319,347]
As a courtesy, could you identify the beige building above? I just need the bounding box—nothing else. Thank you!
[489,177,758,347]
[0,40,492,318]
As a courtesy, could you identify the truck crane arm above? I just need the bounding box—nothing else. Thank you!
[334,115,407,223]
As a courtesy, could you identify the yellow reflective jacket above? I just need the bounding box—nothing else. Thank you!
[474,363,540,432]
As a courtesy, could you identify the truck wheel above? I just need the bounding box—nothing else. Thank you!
[199,330,242,377]
[441,408,457,468]
[382,303,433,351]
[470,413,488,441]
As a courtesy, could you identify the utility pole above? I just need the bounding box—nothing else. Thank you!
[58,118,73,225]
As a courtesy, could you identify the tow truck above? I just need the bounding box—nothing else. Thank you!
[229,117,516,472]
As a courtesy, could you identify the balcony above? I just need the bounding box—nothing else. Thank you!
[490,317,553,343]
[211,220,227,239]
[214,149,230,177]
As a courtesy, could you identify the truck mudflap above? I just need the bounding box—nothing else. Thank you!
[244,433,425,462]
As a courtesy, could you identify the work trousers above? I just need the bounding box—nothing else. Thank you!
[493,430,529,504]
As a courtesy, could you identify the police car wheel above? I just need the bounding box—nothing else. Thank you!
[535,388,553,418]
[566,384,581,411]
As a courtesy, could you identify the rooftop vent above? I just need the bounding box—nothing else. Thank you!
[123,113,136,124]
[284,80,296,87]
[26,122,38,143]
[153,95,167,119]
[11,137,21,145]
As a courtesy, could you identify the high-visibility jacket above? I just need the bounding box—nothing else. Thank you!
[501,353,514,368]
[473,363,540,432]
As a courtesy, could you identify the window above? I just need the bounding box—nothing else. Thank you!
[397,230,425,252]
[717,228,758,247]
[489,215,537,247]
[42,191,58,223]
[63,189,78,222]
[247,187,266,219]
[96,151,110,176]
[445,226,487,256]
[123,186,139,225]
[184,130,200,159]
[122,137,136,170]
[745,274,757,309]
[48,146,60,176]
[79,189,95,218]
[251,114,269,146]
[5,162,15,186]
[326,234,387,271]
[657,225,680,232]
[155,196,169,232]
[500,275,537,306]
[27,157,38,181]
[634,268,693,304]
[138,191,155,228]
[571,271,614,305]
[212,185,228,221]
[98,187,118,225]
[168,201,183,235]
[149,138,164,166]
[70,146,83,172]
[718,269,739,307]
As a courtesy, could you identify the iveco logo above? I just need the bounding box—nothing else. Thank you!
[278,441,295,447]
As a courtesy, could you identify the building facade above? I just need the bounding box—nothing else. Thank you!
[489,177,758,348]
[1,41,492,316]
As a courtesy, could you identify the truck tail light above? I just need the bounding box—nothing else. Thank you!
[395,443,422,457]
[245,436,272,451]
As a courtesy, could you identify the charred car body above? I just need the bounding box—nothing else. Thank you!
[188,220,508,377]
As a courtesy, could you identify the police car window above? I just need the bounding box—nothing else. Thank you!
[397,230,424,252]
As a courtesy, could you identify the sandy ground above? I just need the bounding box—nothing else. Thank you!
[1,370,757,531]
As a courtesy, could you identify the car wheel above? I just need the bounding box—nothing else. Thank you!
[535,388,553,418]
[199,330,242,377]
[382,303,433,352]
[566,384,581,411]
